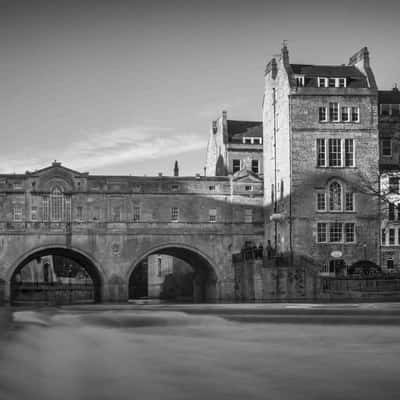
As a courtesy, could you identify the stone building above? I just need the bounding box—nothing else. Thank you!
[379,87,400,271]
[0,161,264,304]
[205,110,263,176]
[263,44,380,276]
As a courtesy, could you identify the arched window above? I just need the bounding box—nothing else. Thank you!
[50,187,64,221]
[329,181,342,211]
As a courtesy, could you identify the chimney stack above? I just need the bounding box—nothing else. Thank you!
[174,160,179,177]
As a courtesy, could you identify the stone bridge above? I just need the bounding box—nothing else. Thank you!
[0,163,264,303]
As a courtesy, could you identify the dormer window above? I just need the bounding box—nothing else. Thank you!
[294,75,304,87]
[242,137,263,145]
[318,77,347,88]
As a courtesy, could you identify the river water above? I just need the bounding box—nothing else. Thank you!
[0,303,400,400]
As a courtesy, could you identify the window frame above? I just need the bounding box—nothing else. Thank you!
[232,159,241,173]
[208,208,217,223]
[171,207,179,222]
[381,139,392,157]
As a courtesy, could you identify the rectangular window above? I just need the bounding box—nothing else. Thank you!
[382,139,392,157]
[330,222,342,242]
[209,208,217,223]
[244,138,252,144]
[319,107,328,122]
[351,107,360,122]
[317,222,327,243]
[171,207,179,221]
[31,206,38,221]
[345,192,354,211]
[208,185,216,191]
[387,258,394,269]
[245,185,253,192]
[389,228,395,245]
[251,160,259,174]
[133,206,141,222]
[316,192,326,211]
[170,184,179,192]
[295,75,304,87]
[341,107,350,122]
[389,177,399,193]
[244,208,253,223]
[328,78,336,88]
[389,203,396,220]
[344,139,354,167]
[329,102,339,121]
[328,138,341,167]
[317,139,326,167]
[77,206,83,221]
[338,78,346,88]
[13,207,23,222]
[344,223,355,243]
[232,159,241,173]
[253,138,262,145]
[318,77,327,87]
[382,229,386,245]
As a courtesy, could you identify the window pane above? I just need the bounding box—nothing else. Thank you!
[317,139,326,167]
[319,107,327,122]
[133,207,141,222]
[251,160,259,174]
[389,203,395,220]
[316,192,326,211]
[171,207,179,221]
[381,104,390,116]
[330,222,342,242]
[345,139,354,167]
[382,139,392,156]
[317,223,327,242]
[341,107,349,122]
[329,102,339,121]
[345,223,355,242]
[328,139,341,166]
[345,192,354,211]
[328,78,336,88]
[209,208,217,222]
[329,182,342,211]
[232,159,241,173]
[382,229,386,245]
[351,107,359,122]
[389,228,395,245]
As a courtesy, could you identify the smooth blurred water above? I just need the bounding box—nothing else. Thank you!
[1,305,400,400]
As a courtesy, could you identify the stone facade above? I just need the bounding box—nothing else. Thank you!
[263,44,380,276]
[0,162,263,303]
[205,111,263,177]
[379,88,400,271]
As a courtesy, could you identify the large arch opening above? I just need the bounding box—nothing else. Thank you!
[128,246,218,302]
[10,247,103,305]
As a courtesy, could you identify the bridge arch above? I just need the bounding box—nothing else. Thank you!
[6,245,105,304]
[127,243,220,302]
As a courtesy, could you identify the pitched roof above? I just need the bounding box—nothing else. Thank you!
[227,120,263,143]
[379,89,400,104]
[291,64,364,78]
[290,64,368,88]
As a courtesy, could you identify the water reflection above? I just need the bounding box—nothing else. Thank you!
[0,306,400,400]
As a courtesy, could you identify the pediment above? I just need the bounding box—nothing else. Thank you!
[27,162,88,192]
[232,168,263,183]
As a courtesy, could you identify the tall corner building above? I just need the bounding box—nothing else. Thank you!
[263,44,380,275]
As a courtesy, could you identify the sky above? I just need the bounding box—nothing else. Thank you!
[0,0,399,176]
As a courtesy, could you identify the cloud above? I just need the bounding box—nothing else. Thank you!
[0,126,206,174]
